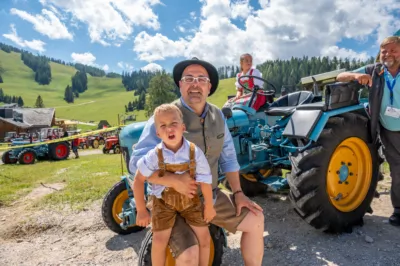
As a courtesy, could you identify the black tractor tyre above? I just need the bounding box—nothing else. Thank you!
[138,224,225,266]
[49,142,70,160]
[18,149,36,165]
[101,180,146,235]
[2,150,17,164]
[113,145,121,154]
[287,113,380,233]
[103,147,109,154]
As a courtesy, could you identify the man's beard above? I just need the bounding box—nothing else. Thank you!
[382,57,400,69]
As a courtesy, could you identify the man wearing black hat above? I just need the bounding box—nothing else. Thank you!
[130,57,264,266]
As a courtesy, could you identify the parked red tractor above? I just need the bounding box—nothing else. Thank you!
[102,135,120,154]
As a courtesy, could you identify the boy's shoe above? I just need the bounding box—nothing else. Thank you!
[389,213,400,226]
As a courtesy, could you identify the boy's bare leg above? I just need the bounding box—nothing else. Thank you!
[189,225,211,266]
[152,228,172,266]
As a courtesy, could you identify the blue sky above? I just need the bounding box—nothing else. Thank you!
[0,0,399,73]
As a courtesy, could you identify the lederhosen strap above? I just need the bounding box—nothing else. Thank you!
[156,141,197,179]
[157,147,166,177]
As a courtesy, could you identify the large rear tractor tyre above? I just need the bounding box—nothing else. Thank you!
[2,150,17,164]
[18,149,36,165]
[101,180,145,235]
[288,113,380,233]
[138,224,225,266]
[49,142,70,160]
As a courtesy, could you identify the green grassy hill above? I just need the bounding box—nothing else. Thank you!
[0,50,236,125]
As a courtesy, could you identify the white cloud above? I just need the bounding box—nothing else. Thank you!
[117,61,134,71]
[177,26,186,33]
[133,31,188,62]
[71,52,96,65]
[141,63,163,72]
[10,8,73,40]
[103,64,109,72]
[321,46,370,61]
[2,24,46,52]
[132,0,400,67]
[231,0,252,19]
[190,11,197,20]
[39,0,161,46]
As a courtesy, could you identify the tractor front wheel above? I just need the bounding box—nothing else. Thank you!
[138,224,225,266]
[288,113,380,233]
[2,150,17,164]
[101,180,146,235]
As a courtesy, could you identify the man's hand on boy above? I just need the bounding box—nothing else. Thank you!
[203,204,216,223]
[172,171,198,198]
[136,209,151,227]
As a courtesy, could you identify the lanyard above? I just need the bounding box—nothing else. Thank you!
[384,70,397,106]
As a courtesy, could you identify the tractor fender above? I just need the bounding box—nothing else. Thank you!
[282,103,367,142]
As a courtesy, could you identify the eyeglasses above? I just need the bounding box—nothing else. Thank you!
[181,76,210,84]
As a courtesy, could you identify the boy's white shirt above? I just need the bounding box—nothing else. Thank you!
[137,137,212,198]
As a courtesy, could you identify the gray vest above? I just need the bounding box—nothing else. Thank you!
[173,99,225,188]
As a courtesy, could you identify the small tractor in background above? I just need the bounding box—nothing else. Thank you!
[102,135,121,154]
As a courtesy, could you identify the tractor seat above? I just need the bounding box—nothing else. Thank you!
[265,91,314,116]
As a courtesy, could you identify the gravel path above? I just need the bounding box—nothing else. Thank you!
[0,176,399,266]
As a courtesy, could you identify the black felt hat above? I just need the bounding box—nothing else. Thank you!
[173,57,219,96]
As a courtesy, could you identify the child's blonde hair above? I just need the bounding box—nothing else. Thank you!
[154,104,183,124]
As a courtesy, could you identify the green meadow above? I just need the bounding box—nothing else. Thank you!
[0,50,237,125]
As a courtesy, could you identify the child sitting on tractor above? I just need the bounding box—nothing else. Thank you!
[133,104,216,266]
[223,53,267,111]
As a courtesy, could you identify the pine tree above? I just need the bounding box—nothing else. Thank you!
[17,96,24,107]
[34,95,45,108]
[0,88,4,102]
[145,73,177,116]
[64,85,74,103]
[0,74,3,83]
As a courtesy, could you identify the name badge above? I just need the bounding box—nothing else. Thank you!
[384,106,400,118]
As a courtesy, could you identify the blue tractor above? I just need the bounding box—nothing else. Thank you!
[2,138,71,165]
[101,74,381,265]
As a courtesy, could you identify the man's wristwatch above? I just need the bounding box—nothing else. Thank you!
[233,190,243,196]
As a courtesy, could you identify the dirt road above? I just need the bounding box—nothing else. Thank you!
[0,175,399,266]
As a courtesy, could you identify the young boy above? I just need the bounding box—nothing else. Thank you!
[133,104,216,266]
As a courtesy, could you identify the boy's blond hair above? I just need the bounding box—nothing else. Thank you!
[154,104,183,124]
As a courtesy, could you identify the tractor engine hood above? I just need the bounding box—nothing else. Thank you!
[226,109,250,129]
[119,121,148,159]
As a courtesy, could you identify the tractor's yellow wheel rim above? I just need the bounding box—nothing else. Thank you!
[242,169,272,182]
[112,190,128,223]
[326,137,372,212]
[165,238,215,266]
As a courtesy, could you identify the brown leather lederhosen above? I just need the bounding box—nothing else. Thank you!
[151,142,208,231]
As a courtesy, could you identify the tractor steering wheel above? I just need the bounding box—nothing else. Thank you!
[238,75,277,96]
